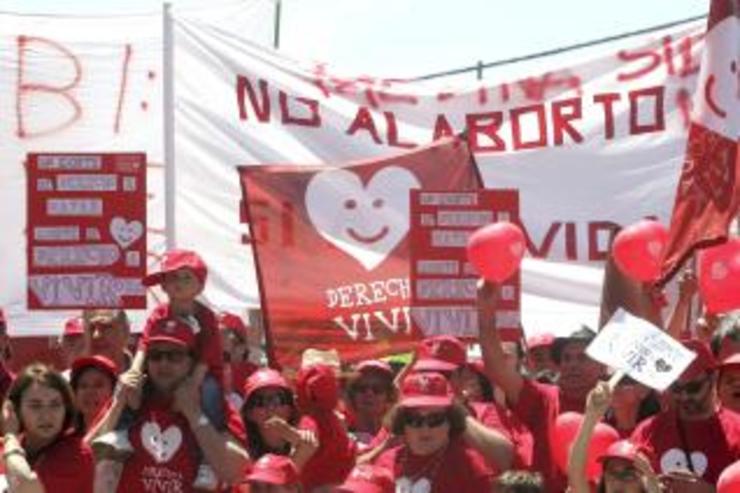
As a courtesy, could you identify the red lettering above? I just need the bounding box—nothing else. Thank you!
[565,222,578,260]
[662,36,676,76]
[16,36,82,139]
[279,91,321,127]
[432,114,455,140]
[522,221,562,258]
[593,93,621,139]
[677,34,703,78]
[465,112,506,152]
[551,98,583,145]
[477,86,488,105]
[384,112,416,149]
[588,221,620,261]
[511,104,547,150]
[236,75,271,122]
[629,86,664,135]
[346,106,382,144]
[617,47,661,82]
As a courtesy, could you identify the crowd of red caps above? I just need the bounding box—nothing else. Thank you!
[0,249,738,493]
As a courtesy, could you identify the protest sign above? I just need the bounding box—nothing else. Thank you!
[409,189,521,340]
[586,308,696,391]
[239,137,481,367]
[26,153,147,309]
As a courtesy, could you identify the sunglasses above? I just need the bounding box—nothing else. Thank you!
[353,383,388,395]
[605,466,639,482]
[148,349,190,363]
[404,412,448,429]
[670,375,710,396]
[250,392,292,409]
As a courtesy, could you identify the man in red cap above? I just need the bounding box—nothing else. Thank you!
[524,333,557,376]
[92,316,249,493]
[243,454,303,493]
[345,360,396,447]
[477,281,605,492]
[59,316,86,372]
[218,311,259,407]
[631,339,740,486]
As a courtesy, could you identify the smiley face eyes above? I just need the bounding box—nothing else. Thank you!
[343,198,384,209]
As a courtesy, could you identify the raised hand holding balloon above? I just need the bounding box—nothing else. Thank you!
[466,222,526,282]
[612,219,668,282]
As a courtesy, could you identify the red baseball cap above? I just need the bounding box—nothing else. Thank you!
[142,249,207,287]
[336,465,394,493]
[414,335,466,372]
[147,317,197,349]
[399,372,454,408]
[243,368,291,403]
[63,317,84,337]
[217,311,248,340]
[720,353,740,370]
[526,332,555,350]
[678,339,717,382]
[246,454,300,486]
[598,440,643,464]
[71,355,119,384]
[356,359,393,377]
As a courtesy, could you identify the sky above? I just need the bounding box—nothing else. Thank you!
[1,0,708,78]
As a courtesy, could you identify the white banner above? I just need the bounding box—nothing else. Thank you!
[173,15,705,337]
[0,6,706,338]
[586,309,696,391]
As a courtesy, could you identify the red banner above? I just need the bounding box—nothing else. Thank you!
[659,1,740,284]
[26,153,147,309]
[409,190,521,341]
[240,137,481,368]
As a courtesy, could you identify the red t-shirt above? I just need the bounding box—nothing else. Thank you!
[0,432,93,493]
[473,401,534,469]
[511,379,567,493]
[375,436,493,493]
[298,411,356,490]
[631,406,740,484]
[117,394,246,493]
[140,303,223,380]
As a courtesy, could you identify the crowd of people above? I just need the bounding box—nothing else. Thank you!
[0,248,739,493]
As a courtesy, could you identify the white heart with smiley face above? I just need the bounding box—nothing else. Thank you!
[305,166,420,271]
[141,421,182,464]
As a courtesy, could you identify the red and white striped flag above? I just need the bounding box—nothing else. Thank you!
[659,0,740,284]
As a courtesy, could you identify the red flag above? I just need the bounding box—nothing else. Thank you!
[659,0,740,284]
[239,136,481,369]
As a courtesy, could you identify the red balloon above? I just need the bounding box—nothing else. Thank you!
[698,239,740,314]
[466,222,525,282]
[718,460,740,493]
[612,220,668,282]
[553,412,620,481]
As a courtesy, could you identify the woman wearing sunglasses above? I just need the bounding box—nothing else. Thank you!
[374,372,495,493]
[345,360,397,447]
[240,369,318,469]
[568,380,661,493]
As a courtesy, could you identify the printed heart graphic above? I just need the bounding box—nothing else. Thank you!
[141,422,182,464]
[306,166,420,271]
[647,240,663,259]
[509,241,524,258]
[654,358,672,373]
[110,217,143,249]
[395,477,431,493]
[660,448,709,476]
[711,260,729,280]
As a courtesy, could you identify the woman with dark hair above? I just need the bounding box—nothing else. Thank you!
[568,380,660,493]
[374,372,499,493]
[70,355,118,432]
[1,362,93,493]
[345,360,397,446]
[240,368,317,469]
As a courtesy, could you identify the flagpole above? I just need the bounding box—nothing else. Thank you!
[163,2,176,249]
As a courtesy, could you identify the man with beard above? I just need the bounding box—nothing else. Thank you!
[477,281,605,492]
[631,339,740,489]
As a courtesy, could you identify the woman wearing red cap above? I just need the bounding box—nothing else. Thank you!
[70,355,118,431]
[568,381,660,493]
[374,372,497,493]
[240,369,317,469]
[345,360,397,447]
[0,363,93,493]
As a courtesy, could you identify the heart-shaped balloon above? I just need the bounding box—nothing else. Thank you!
[612,219,668,282]
[698,239,740,314]
[466,222,526,282]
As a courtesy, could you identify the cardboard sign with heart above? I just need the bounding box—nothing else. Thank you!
[110,217,143,250]
[305,166,420,271]
[141,421,183,464]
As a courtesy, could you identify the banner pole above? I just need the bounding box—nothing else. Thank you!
[163,2,176,249]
